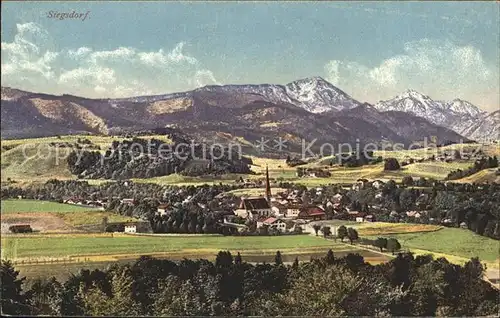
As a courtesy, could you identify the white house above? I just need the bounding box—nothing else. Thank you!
[406,211,422,218]
[257,217,287,232]
[285,205,301,218]
[124,224,137,233]
[157,204,169,216]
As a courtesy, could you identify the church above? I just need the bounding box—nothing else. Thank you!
[234,165,273,220]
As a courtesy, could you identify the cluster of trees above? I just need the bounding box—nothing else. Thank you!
[358,237,402,254]
[150,210,223,234]
[285,155,306,167]
[49,138,101,150]
[338,151,382,167]
[313,225,360,244]
[66,137,252,180]
[445,156,499,180]
[2,251,498,316]
[296,167,331,177]
[384,158,401,171]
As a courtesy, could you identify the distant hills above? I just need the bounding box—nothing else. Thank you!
[2,77,496,150]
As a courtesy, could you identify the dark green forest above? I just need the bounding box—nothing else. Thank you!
[66,137,252,179]
[2,252,498,316]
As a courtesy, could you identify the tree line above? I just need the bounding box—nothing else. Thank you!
[2,251,498,316]
[445,156,498,180]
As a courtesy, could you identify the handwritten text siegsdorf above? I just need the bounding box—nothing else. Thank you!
[46,11,90,21]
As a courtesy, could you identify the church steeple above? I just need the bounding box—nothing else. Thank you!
[265,164,271,202]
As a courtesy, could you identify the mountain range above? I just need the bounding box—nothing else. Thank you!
[1,77,497,152]
[374,89,499,141]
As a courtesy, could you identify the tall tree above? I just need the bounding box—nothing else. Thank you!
[325,249,335,265]
[274,251,283,266]
[312,224,321,236]
[280,265,359,316]
[337,225,348,242]
[374,237,388,252]
[347,227,359,244]
[386,238,402,254]
[78,267,141,316]
[234,252,243,265]
[1,260,31,315]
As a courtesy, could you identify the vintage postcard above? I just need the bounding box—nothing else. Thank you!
[1,1,499,316]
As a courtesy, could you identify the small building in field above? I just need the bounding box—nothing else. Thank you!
[106,221,151,233]
[124,224,137,233]
[9,224,33,233]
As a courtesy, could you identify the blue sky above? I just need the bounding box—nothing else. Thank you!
[1,1,499,111]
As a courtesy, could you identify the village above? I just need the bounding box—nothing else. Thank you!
[24,164,483,236]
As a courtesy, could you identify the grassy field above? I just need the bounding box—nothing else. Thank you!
[1,199,136,233]
[376,161,474,180]
[1,143,74,182]
[356,223,442,236]
[1,234,338,260]
[224,187,287,197]
[132,173,248,186]
[366,227,499,264]
[1,199,101,214]
[374,143,500,160]
[6,238,389,280]
[55,212,136,227]
[0,135,169,183]
[452,169,499,184]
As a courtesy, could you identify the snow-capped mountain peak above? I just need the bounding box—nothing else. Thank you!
[398,89,434,103]
[284,77,360,112]
[119,76,361,113]
[375,90,497,141]
[445,99,486,118]
[375,89,446,121]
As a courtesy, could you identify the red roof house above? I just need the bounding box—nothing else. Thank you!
[298,206,326,220]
